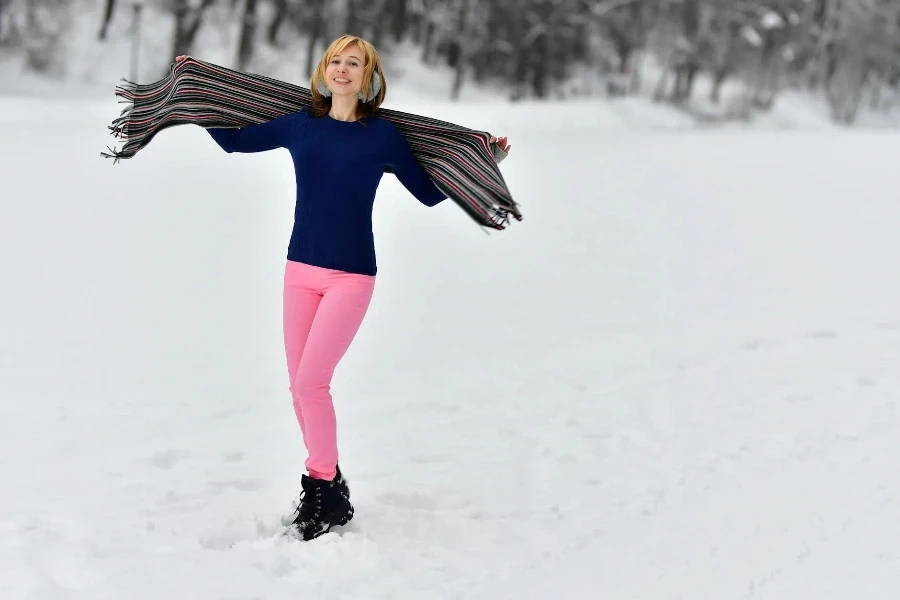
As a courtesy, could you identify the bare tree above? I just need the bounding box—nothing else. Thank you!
[597,0,649,75]
[98,0,117,41]
[266,0,288,45]
[450,0,472,100]
[235,0,257,70]
[168,0,219,67]
[22,0,69,74]
[304,0,326,78]
[386,0,408,42]
[815,0,899,123]
[0,0,11,45]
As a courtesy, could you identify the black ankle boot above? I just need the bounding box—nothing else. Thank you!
[289,474,354,541]
[335,463,350,501]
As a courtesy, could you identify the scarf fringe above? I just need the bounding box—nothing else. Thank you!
[101,58,522,229]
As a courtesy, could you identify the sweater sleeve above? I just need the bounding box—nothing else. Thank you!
[206,111,298,153]
[384,123,447,208]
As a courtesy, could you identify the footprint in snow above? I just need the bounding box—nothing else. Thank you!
[205,479,265,493]
[809,331,838,341]
[742,338,771,351]
[376,491,438,511]
[222,452,244,464]
[785,393,813,404]
[151,449,192,470]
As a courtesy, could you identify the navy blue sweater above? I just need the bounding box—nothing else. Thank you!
[207,110,447,276]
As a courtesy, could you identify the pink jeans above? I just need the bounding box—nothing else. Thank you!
[283,260,376,481]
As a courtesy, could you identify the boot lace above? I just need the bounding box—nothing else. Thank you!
[293,487,322,525]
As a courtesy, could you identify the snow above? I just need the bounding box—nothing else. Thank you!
[761,10,786,30]
[741,25,765,48]
[1,89,899,598]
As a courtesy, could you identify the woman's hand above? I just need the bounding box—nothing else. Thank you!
[490,136,511,154]
[175,55,189,62]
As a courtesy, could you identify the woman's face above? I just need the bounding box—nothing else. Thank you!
[324,43,365,99]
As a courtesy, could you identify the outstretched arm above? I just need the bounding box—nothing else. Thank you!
[384,125,448,208]
[206,112,296,154]
[173,54,295,154]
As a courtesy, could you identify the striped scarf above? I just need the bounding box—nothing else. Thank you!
[102,57,521,230]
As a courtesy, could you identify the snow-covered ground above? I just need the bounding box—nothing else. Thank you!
[2,89,900,599]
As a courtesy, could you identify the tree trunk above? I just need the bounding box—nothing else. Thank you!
[170,0,218,67]
[388,0,406,42]
[304,0,325,79]
[710,67,728,103]
[236,0,257,70]
[869,72,882,110]
[509,4,528,100]
[669,0,699,102]
[617,41,631,74]
[752,31,781,111]
[531,31,549,99]
[409,11,422,44]
[24,0,54,72]
[825,50,866,125]
[530,0,553,99]
[370,0,388,47]
[186,0,217,42]
[0,0,11,45]
[421,19,435,63]
[98,0,117,41]
[450,0,470,101]
[346,0,360,36]
[171,0,190,62]
[672,68,685,101]
[267,0,287,45]
[708,19,738,105]
[652,62,671,102]
[681,0,699,38]
[683,61,699,100]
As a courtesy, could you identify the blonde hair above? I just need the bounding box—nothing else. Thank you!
[309,35,386,120]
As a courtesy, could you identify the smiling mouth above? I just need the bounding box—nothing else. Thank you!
[333,78,351,85]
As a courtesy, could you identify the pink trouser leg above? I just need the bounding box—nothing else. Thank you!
[283,260,375,481]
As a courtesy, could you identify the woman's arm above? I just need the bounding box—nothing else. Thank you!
[384,125,447,208]
[206,112,298,154]
[173,54,295,155]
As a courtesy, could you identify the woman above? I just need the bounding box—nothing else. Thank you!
[177,35,511,541]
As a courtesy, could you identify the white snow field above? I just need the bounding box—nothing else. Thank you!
[1,94,899,599]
